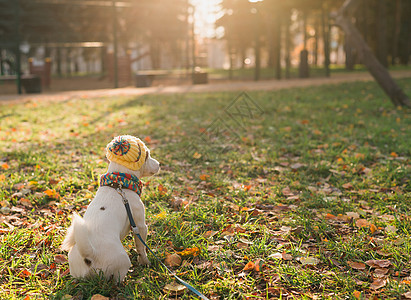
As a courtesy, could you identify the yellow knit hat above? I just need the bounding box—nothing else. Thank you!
[106,135,147,171]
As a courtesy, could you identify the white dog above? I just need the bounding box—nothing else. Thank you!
[61,135,160,282]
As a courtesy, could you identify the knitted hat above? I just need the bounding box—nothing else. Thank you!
[106,135,147,171]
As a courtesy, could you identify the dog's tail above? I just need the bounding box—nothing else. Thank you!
[61,214,95,259]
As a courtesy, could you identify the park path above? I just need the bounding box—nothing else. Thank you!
[1,70,411,104]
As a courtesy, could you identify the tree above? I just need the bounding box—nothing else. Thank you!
[333,0,410,107]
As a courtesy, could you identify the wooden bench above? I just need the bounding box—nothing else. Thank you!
[0,74,42,93]
[134,70,170,87]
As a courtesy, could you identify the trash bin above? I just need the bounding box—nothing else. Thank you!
[192,72,208,84]
[22,75,42,93]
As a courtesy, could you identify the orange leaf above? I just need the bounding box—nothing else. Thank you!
[325,213,337,220]
[177,247,200,257]
[370,224,378,234]
[243,261,255,271]
[390,152,398,157]
[20,269,31,278]
[353,291,361,299]
[1,162,10,170]
[144,136,152,143]
[199,174,209,181]
[301,120,309,125]
[254,259,262,272]
[158,184,167,195]
[243,185,251,191]
[0,174,5,181]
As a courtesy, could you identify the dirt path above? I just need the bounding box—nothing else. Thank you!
[1,70,410,105]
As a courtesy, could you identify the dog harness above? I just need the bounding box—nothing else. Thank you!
[100,172,143,196]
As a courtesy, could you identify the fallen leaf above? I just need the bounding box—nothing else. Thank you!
[365,259,392,268]
[90,295,109,300]
[356,219,371,228]
[243,261,255,271]
[269,253,283,259]
[1,162,10,170]
[154,211,167,219]
[370,224,378,234]
[192,152,202,159]
[300,257,320,266]
[254,259,263,272]
[144,136,152,143]
[374,268,389,275]
[177,247,200,257]
[353,290,361,299]
[346,212,360,219]
[403,291,411,299]
[204,230,217,238]
[282,252,292,261]
[199,174,209,181]
[0,174,5,181]
[19,198,32,207]
[342,183,353,189]
[385,225,397,233]
[347,261,366,270]
[54,254,68,264]
[163,282,187,295]
[165,253,182,267]
[370,278,386,290]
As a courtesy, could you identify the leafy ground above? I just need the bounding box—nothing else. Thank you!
[0,79,410,300]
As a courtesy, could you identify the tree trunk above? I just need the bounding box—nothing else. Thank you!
[376,0,388,67]
[391,0,401,65]
[285,12,291,79]
[321,3,330,77]
[334,0,410,107]
[274,14,282,80]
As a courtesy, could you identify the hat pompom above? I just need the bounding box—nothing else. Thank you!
[109,136,131,156]
[106,135,147,170]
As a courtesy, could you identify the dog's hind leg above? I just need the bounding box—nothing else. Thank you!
[133,224,149,265]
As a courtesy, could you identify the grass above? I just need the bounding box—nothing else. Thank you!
[0,78,410,299]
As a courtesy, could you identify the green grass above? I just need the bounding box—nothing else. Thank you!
[1,78,410,299]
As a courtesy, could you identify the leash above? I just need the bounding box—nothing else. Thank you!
[115,187,209,300]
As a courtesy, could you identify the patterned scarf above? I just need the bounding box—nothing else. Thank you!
[100,172,143,197]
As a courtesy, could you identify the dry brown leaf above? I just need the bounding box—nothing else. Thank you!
[370,278,386,290]
[403,291,411,299]
[282,252,292,261]
[356,219,371,228]
[347,261,366,270]
[365,259,392,268]
[374,268,389,275]
[165,253,182,267]
[342,183,353,189]
[163,282,187,295]
[90,295,109,300]
[54,254,68,264]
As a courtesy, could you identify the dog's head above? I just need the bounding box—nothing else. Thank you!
[106,135,160,178]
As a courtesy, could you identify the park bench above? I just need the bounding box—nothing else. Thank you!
[0,74,42,93]
[134,70,208,87]
[134,70,170,87]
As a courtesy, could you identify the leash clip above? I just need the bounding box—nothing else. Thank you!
[116,185,129,205]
